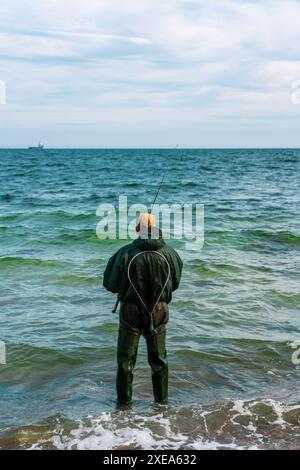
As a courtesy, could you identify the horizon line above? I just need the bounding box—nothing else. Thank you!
[1,146,300,150]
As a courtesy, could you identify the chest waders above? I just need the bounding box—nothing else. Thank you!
[127,250,171,335]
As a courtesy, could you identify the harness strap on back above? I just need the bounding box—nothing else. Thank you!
[127,251,171,334]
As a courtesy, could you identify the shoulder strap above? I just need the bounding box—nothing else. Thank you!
[127,250,170,315]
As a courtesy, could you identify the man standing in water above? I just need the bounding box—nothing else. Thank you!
[103,213,182,406]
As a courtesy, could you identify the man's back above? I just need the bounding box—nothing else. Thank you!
[103,228,182,306]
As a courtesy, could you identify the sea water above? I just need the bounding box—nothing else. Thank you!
[0,148,299,449]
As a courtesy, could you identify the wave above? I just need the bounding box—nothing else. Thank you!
[171,337,290,364]
[268,290,300,306]
[187,261,243,276]
[49,274,99,286]
[242,229,300,246]
[0,399,299,450]
[0,193,14,201]
[1,343,116,373]
[0,214,21,222]
[58,228,99,242]
[0,257,68,269]
[32,210,96,222]
[3,336,292,368]
[0,210,96,222]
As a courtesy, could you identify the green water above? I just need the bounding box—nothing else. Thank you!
[0,148,299,449]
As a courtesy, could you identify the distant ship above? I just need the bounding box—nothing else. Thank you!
[28,141,44,150]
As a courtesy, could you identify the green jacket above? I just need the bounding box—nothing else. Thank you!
[103,231,182,305]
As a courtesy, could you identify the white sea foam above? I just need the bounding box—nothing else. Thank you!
[26,399,300,450]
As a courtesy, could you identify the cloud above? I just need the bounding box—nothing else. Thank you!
[257,61,300,87]
[1,0,300,146]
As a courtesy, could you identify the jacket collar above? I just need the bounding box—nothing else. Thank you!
[133,227,165,251]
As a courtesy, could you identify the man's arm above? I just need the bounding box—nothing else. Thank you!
[166,248,183,292]
[103,250,123,294]
[172,250,183,291]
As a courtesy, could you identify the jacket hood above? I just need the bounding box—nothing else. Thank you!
[133,227,165,251]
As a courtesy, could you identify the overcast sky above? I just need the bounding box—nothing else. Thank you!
[1,0,300,148]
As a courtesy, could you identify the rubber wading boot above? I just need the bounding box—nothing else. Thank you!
[116,327,168,405]
[116,328,140,406]
[146,330,168,404]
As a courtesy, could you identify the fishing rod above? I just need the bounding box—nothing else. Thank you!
[112,146,178,314]
[150,145,178,210]
[150,165,168,210]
